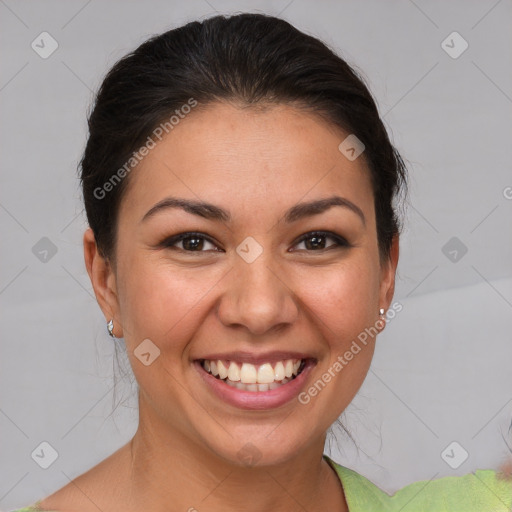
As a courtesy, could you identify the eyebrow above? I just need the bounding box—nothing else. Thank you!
[141,195,366,226]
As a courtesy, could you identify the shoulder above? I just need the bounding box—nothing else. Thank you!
[7,497,67,512]
[6,502,52,512]
[324,455,512,512]
[9,442,133,512]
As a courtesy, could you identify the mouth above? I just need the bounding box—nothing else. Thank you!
[194,356,315,410]
[198,358,307,392]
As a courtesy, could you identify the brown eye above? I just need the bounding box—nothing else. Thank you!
[161,232,221,252]
[292,231,349,252]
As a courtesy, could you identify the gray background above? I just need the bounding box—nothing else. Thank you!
[1,0,511,509]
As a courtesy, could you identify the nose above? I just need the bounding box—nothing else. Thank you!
[216,253,299,336]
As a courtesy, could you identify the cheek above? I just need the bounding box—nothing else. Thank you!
[116,253,224,351]
[115,256,222,417]
[291,260,380,424]
[296,258,380,341]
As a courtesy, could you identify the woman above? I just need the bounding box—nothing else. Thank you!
[12,12,512,512]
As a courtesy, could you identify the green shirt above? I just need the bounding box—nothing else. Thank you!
[9,454,512,511]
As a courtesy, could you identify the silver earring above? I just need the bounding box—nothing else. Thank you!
[107,319,115,338]
[377,308,386,332]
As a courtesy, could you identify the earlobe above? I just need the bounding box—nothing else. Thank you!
[83,228,123,336]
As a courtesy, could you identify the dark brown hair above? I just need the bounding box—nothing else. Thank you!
[80,12,407,263]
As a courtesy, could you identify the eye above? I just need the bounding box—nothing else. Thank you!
[291,231,349,252]
[160,232,222,252]
[159,230,348,253]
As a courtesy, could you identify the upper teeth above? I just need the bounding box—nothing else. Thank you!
[203,359,303,384]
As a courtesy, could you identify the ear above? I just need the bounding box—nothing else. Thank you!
[378,234,399,322]
[83,228,123,338]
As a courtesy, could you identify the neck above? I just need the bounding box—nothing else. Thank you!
[123,397,347,512]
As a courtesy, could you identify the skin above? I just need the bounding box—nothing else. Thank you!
[39,102,399,512]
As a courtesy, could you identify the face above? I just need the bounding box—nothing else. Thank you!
[85,101,398,466]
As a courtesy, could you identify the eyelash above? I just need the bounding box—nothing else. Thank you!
[159,231,349,253]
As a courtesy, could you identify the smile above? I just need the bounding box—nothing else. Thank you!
[200,358,306,392]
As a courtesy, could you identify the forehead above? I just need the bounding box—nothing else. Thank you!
[119,102,374,225]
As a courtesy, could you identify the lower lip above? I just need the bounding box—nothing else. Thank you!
[194,360,316,410]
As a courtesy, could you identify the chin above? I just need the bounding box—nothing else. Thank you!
[203,426,316,469]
